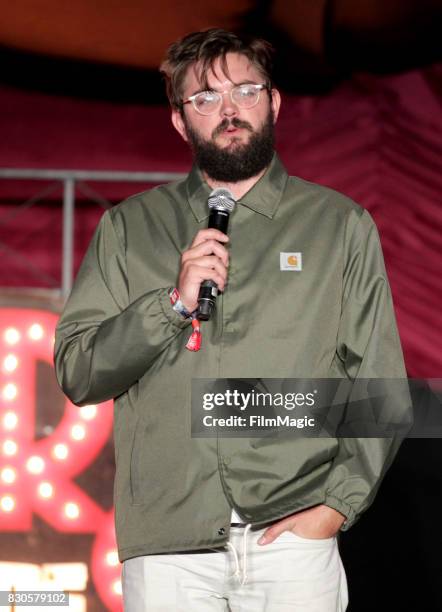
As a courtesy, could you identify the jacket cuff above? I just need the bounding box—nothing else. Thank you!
[158,287,193,330]
[324,494,357,531]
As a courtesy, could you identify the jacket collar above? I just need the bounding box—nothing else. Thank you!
[186,153,289,222]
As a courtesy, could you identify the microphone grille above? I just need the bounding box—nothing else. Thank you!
[208,188,236,213]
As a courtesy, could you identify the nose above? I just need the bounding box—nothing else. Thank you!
[219,90,238,118]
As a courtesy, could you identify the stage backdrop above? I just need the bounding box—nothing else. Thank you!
[1,65,441,376]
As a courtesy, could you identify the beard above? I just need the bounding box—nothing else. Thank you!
[184,109,275,183]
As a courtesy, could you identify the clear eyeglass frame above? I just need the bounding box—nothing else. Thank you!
[182,83,268,115]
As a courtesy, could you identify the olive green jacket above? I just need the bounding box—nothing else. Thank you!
[54,154,407,561]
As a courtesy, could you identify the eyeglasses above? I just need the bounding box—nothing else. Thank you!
[182,83,268,116]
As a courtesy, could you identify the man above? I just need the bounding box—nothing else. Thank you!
[54,29,407,611]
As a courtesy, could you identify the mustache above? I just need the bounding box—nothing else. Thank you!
[212,118,253,139]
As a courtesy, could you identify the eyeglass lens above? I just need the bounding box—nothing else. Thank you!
[194,85,261,114]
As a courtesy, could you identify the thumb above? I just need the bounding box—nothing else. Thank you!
[257,523,289,546]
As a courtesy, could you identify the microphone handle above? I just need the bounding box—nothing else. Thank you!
[197,210,230,321]
[208,209,229,233]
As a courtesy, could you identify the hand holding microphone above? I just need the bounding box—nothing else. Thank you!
[177,188,236,321]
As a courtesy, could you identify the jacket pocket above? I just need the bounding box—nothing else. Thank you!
[129,413,175,506]
[129,417,147,505]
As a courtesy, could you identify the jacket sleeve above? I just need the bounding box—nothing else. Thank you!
[54,208,191,406]
[323,208,410,530]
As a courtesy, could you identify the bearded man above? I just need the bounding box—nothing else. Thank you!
[55,28,407,611]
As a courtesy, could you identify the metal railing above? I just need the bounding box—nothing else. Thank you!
[0,168,186,300]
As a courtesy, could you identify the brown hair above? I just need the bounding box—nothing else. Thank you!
[159,28,275,110]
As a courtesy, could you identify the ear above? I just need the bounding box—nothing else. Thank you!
[270,88,281,123]
[171,108,189,143]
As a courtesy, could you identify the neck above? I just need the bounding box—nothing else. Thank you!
[202,166,268,200]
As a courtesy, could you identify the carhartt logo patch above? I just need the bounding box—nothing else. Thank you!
[280,252,302,271]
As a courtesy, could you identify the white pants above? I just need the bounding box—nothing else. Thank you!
[122,526,348,611]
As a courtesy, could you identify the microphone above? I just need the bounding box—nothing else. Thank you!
[197,188,236,321]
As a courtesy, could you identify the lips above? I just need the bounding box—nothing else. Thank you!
[212,119,252,139]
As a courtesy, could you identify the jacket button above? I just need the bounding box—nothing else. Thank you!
[222,456,231,466]
[218,527,226,535]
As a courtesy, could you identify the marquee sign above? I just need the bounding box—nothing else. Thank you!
[0,308,121,611]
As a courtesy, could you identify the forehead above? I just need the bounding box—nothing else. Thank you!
[183,52,263,95]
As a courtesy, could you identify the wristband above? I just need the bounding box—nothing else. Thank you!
[168,288,201,351]
[168,288,192,319]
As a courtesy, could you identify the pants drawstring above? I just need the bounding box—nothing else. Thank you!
[226,523,252,586]
[226,541,241,581]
